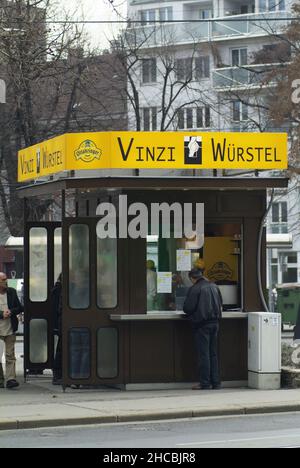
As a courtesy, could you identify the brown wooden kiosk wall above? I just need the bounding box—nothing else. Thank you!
[19,177,288,388]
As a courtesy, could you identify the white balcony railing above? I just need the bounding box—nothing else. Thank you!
[212,63,287,90]
[125,11,290,48]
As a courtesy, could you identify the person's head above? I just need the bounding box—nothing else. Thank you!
[146,260,156,271]
[188,268,203,284]
[0,272,8,293]
[193,258,205,272]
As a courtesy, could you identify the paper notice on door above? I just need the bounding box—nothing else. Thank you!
[176,250,192,272]
[157,272,172,294]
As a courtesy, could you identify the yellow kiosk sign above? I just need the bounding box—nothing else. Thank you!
[18,131,288,182]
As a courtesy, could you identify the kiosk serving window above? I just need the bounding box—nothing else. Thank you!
[146,223,242,312]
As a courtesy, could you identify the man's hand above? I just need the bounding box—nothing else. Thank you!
[3,310,11,319]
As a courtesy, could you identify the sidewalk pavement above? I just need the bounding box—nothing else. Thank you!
[1,376,300,431]
[0,341,299,431]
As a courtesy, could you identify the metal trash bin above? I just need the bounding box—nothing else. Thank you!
[277,283,300,330]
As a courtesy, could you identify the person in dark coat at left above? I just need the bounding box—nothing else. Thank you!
[0,272,24,389]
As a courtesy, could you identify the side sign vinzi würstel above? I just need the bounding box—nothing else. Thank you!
[18,131,288,182]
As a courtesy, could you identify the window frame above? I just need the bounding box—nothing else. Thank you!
[178,107,211,130]
[231,48,248,67]
[259,0,285,12]
[140,7,173,24]
[142,107,158,131]
[175,57,193,81]
[195,56,210,80]
[142,58,157,84]
[232,100,249,122]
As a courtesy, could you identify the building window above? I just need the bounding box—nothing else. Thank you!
[231,48,248,66]
[176,57,210,81]
[271,201,288,233]
[178,107,210,129]
[271,265,278,288]
[195,56,210,79]
[272,202,287,223]
[262,44,291,63]
[142,58,157,84]
[283,268,298,283]
[280,252,298,284]
[241,5,254,14]
[199,9,212,19]
[232,101,248,122]
[197,107,210,128]
[279,0,285,10]
[140,7,173,24]
[259,0,285,11]
[175,58,193,81]
[159,7,173,21]
[140,9,156,24]
[142,107,157,131]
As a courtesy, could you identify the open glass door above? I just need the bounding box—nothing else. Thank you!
[24,222,61,378]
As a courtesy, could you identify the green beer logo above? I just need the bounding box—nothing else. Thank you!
[75,140,102,163]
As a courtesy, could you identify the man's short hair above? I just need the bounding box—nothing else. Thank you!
[189,268,203,280]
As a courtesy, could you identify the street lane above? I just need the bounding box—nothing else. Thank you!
[1,413,300,448]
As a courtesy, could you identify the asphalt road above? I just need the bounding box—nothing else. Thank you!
[1,413,300,448]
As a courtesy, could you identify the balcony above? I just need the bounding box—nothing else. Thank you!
[125,11,290,48]
[212,63,286,91]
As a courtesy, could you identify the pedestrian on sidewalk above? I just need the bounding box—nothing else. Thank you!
[0,272,24,389]
[51,273,63,385]
[183,262,223,391]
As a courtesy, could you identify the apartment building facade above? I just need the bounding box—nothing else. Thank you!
[126,0,299,289]
[126,0,292,133]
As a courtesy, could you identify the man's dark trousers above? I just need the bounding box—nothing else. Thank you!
[194,322,220,388]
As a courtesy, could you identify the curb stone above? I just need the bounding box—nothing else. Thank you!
[0,419,18,430]
[1,404,300,431]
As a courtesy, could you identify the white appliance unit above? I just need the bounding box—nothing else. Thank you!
[248,312,281,390]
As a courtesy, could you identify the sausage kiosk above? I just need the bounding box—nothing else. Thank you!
[17,131,288,389]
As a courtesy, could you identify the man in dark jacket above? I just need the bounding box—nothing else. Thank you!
[183,267,223,390]
[0,272,24,389]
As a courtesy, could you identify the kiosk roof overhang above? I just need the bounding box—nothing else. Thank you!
[17,176,289,198]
